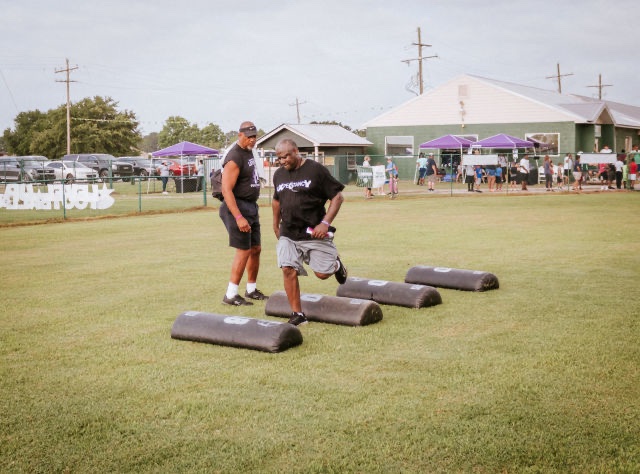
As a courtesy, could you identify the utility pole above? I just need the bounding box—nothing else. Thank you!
[289,97,306,124]
[587,74,612,100]
[401,27,438,94]
[55,58,78,154]
[546,62,573,93]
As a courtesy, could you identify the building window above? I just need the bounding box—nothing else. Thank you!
[385,136,413,156]
[525,132,560,156]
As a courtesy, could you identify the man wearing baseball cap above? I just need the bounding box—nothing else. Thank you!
[219,121,268,306]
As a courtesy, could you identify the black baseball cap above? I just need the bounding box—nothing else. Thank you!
[239,125,257,137]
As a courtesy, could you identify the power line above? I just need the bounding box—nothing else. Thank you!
[289,97,307,124]
[55,58,78,154]
[587,74,612,100]
[546,62,573,93]
[0,69,20,113]
[401,27,438,95]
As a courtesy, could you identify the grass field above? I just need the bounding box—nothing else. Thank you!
[1,191,639,472]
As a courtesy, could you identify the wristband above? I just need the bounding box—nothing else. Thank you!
[321,220,330,226]
[235,214,243,220]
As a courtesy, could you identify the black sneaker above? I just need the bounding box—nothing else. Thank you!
[245,289,269,301]
[334,256,348,284]
[287,312,308,326]
[222,294,253,306]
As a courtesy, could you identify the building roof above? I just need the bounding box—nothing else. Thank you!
[363,74,640,129]
[258,123,372,148]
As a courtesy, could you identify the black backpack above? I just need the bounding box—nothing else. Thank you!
[210,168,223,201]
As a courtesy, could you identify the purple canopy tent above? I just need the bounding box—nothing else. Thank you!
[419,135,477,195]
[472,134,535,194]
[419,134,475,149]
[472,133,534,149]
[151,141,219,195]
[151,141,218,157]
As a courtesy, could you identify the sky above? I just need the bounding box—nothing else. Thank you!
[2,0,639,137]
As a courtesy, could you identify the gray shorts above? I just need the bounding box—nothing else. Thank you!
[277,237,338,276]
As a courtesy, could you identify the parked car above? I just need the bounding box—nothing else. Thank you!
[0,157,22,182]
[16,156,57,184]
[150,158,197,177]
[116,157,158,179]
[63,153,134,181]
[45,161,99,183]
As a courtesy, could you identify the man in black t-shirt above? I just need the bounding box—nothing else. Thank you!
[425,153,438,192]
[272,138,348,326]
[219,121,268,306]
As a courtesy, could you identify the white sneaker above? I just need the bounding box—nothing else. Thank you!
[162,191,168,195]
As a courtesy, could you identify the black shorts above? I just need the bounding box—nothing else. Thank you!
[219,199,261,250]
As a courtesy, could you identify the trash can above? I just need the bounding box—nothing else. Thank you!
[174,177,198,193]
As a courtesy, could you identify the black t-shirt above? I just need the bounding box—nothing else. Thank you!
[426,158,437,175]
[223,144,260,202]
[273,159,345,240]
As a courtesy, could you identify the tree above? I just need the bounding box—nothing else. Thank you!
[157,116,198,148]
[157,117,229,151]
[3,110,50,156]
[2,96,141,159]
[200,123,225,150]
[140,132,159,153]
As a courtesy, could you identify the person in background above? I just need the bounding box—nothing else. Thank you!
[474,165,483,193]
[219,121,268,306]
[362,155,373,199]
[519,154,530,191]
[498,154,508,185]
[563,153,573,189]
[509,160,519,191]
[272,138,348,326]
[615,153,624,189]
[598,162,609,190]
[386,156,399,198]
[464,162,475,192]
[628,158,637,191]
[486,164,496,192]
[456,163,464,183]
[416,153,428,186]
[572,154,582,191]
[425,152,438,192]
[556,161,564,190]
[159,161,170,194]
[196,159,205,191]
[544,155,553,191]
[495,164,503,191]
[607,161,616,190]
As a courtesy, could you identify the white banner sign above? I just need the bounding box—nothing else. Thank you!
[576,153,618,165]
[462,154,499,166]
[0,183,115,210]
[371,165,386,187]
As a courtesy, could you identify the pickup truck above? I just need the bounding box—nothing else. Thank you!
[0,156,56,184]
[63,154,134,181]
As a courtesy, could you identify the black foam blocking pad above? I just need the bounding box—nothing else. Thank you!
[265,291,383,326]
[336,277,442,309]
[171,311,303,353]
[405,266,499,292]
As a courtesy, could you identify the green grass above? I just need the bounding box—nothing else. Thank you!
[1,192,639,473]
